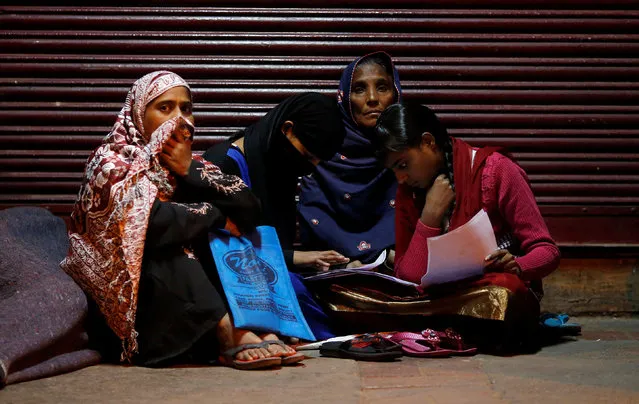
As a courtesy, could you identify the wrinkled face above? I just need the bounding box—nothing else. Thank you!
[350,63,395,128]
[384,134,444,188]
[142,86,194,139]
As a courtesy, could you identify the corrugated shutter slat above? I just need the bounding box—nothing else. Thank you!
[1,2,637,245]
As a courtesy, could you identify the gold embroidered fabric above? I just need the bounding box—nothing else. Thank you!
[317,284,512,321]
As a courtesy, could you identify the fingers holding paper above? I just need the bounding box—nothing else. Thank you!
[484,249,522,277]
[294,250,350,272]
[346,260,363,269]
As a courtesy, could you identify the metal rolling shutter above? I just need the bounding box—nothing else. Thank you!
[1,2,638,247]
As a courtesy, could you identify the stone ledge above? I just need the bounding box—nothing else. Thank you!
[541,258,639,314]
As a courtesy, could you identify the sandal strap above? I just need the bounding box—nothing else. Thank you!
[422,328,467,351]
[443,328,463,350]
[263,339,287,349]
[222,342,268,359]
[444,328,462,341]
[263,339,299,357]
[345,333,395,353]
[421,329,442,348]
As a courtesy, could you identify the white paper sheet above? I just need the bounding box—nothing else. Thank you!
[304,267,419,287]
[349,249,387,271]
[422,209,497,288]
[302,249,418,287]
[296,334,356,350]
[303,249,386,280]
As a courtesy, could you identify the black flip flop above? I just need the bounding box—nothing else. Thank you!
[319,333,403,361]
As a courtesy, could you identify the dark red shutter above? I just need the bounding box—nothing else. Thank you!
[1,2,638,247]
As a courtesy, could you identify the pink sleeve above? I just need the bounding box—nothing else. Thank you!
[393,220,442,284]
[487,154,561,281]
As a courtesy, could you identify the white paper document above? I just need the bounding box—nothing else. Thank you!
[296,334,356,350]
[350,249,387,271]
[422,209,497,288]
[303,250,386,280]
[302,249,419,288]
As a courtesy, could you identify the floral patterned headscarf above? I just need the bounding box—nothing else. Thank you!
[61,71,245,360]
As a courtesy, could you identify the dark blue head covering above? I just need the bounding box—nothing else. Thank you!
[298,51,402,263]
[337,51,402,126]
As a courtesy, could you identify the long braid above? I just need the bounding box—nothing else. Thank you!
[441,137,455,233]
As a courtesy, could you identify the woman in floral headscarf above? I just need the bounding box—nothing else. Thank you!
[62,71,300,370]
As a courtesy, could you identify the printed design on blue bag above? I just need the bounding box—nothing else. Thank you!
[223,246,278,291]
[234,296,298,322]
[210,226,316,340]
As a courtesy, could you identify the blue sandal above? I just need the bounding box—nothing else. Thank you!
[540,313,582,335]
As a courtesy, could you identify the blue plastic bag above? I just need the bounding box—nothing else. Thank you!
[209,226,316,341]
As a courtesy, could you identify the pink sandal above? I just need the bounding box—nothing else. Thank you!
[422,328,478,356]
[384,332,452,358]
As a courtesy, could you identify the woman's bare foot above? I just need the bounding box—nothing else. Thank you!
[260,333,297,356]
[260,333,305,365]
[216,314,271,361]
[288,337,300,345]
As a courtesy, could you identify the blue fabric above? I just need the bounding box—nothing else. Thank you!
[288,271,336,340]
[225,145,251,188]
[299,51,402,263]
[210,226,316,341]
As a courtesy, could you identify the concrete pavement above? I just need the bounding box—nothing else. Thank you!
[1,316,637,404]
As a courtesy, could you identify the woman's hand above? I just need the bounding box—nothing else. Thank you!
[346,260,363,269]
[293,250,349,272]
[385,249,395,267]
[420,174,455,228]
[484,249,522,277]
[160,129,193,177]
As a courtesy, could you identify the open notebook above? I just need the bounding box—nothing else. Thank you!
[303,209,497,289]
[303,249,416,287]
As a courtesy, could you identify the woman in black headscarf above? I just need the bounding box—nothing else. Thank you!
[203,92,348,340]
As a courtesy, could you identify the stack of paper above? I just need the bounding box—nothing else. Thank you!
[422,209,497,287]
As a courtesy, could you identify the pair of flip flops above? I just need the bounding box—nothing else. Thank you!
[385,328,477,357]
[540,313,582,335]
[319,333,403,361]
[218,340,305,370]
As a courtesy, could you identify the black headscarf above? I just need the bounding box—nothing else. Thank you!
[241,92,344,162]
[208,92,346,252]
[244,92,346,249]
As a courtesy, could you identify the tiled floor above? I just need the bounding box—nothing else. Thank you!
[1,316,638,404]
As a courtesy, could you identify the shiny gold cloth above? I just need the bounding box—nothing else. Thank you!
[315,283,512,322]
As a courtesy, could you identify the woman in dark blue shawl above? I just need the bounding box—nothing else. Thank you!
[299,51,402,265]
